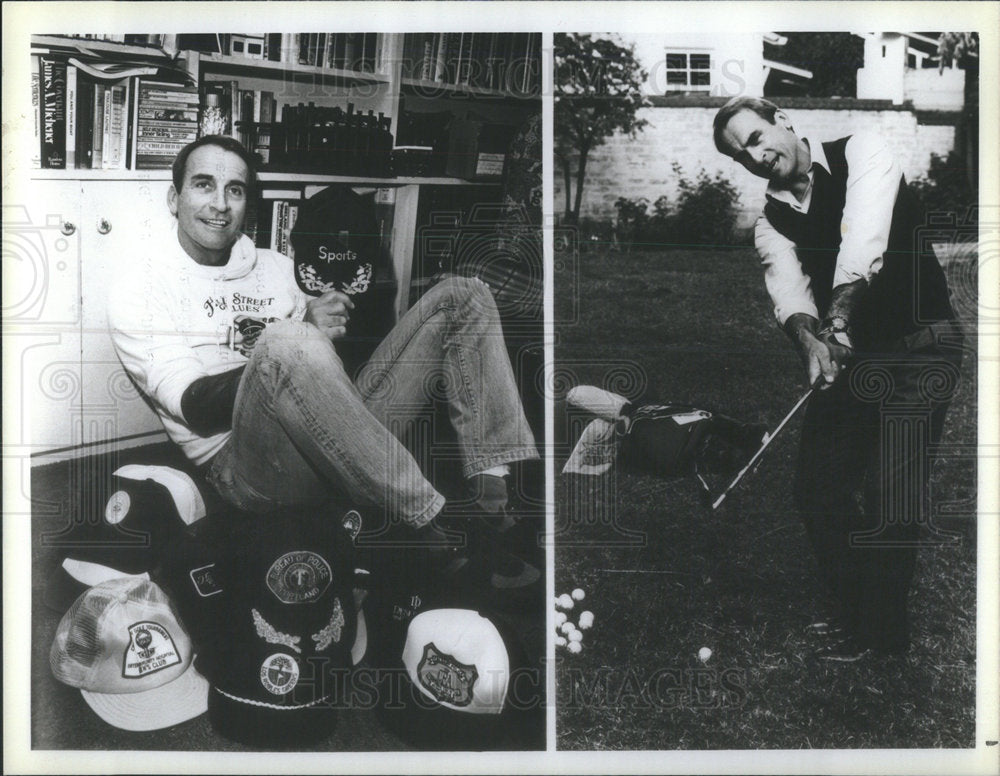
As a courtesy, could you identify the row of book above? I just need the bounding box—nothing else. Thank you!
[401,33,541,94]
[33,54,198,169]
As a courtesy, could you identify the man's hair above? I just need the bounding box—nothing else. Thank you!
[712,97,783,156]
[171,135,258,193]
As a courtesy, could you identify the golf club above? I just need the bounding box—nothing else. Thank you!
[710,379,821,510]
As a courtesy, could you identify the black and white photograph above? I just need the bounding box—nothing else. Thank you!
[7,10,546,759]
[553,28,988,751]
[3,2,998,775]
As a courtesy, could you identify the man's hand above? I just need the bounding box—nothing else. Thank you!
[800,330,852,389]
[303,289,355,342]
[783,312,851,390]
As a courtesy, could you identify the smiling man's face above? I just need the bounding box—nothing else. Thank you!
[168,144,249,266]
[719,109,810,187]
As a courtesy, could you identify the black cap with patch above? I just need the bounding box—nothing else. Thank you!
[193,509,362,748]
[43,467,209,614]
[289,186,380,298]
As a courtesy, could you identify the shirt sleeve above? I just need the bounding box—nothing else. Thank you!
[754,213,818,325]
[108,272,210,425]
[834,131,902,287]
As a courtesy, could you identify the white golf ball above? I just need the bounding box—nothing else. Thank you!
[555,611,567,626]
[578,612,594,629]
[571,588,586,601]
[568,630,583,643]
[560,622,576,635]
[698,647,712,663]
[555,636,567,647]
[568,641,582,654]
[558,594,574,610]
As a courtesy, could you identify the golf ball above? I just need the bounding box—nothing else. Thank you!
[560,622,576,635]
[569,630,583,643]
[698,647,712,662]
[558,594,575,610]
[555,636,567,647]
[568,641,582,654]
[555,611,567,626]
[571,588,585,601]
[578,611,594,629]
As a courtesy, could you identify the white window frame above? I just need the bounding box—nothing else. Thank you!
[664,48,713,92]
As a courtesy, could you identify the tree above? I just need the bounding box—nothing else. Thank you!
[555,34,649,224]
[937,32,979,193]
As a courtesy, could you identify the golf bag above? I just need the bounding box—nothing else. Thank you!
[563,386,766,483]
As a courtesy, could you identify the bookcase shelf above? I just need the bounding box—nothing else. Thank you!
[30,34,176,60]
[400,77,539,101]
[29,169,504,186]
[199,52,390,86]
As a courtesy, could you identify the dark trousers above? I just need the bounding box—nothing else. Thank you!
[793,326,963,652]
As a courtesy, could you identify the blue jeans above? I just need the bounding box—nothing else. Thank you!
[207,276,538,527]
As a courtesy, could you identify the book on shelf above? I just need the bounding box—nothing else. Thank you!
[133,79,199,169]
[40,55,67,168]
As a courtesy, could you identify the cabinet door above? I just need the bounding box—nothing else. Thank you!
[4,180,84,457]
[79,180,174,449]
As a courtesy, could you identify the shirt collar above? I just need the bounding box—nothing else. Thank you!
[765,137,830,206]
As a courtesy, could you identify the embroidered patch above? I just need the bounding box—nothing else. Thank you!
[105,491,131,525]
[189,564,222,597]
[122,621,182,678]
[311,598,345,651]
[417,643,478,707]
[253,608,301,654]
[341,510,362,540]
[266,551,332,604]
[260,653,299,696]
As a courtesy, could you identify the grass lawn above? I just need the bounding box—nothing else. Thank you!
[553,246,978,750]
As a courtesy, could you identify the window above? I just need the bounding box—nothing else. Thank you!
[664,50,712,92]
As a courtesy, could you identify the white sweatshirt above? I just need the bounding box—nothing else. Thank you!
[109,224,308,465]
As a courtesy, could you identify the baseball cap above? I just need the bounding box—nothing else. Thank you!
[289,186,380,297]
[199,510,361,748]
[43,466,208,613]
[49,577,208,731]
[365,572,545,750]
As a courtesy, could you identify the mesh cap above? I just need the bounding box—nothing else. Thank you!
[49,577,208,731]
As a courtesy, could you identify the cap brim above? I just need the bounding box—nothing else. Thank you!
[80,661,208,731]
[43,559,150,614]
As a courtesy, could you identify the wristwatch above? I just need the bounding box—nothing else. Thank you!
[819,316,853,349]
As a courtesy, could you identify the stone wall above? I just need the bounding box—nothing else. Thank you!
[557,98,959,230]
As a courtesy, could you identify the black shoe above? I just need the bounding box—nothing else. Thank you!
[815,638,871,663]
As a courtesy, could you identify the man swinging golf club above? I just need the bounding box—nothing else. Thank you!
[713,97,963,662]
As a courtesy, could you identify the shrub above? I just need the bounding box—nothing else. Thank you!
[910,152,977,222]
[613,196,649,253]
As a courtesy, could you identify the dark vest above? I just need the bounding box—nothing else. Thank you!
[763,136,954,350]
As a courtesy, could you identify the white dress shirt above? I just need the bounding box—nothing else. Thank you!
[754,132,903,325]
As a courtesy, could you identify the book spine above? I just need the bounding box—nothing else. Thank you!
[65,64,77,167]
[31,54,41,168]
[100,87,112,169]
[40,56,67,168]
[92,84,105,169]
[76,76,94,169]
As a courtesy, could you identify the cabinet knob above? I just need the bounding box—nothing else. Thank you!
[96,218,113,235]
[60,221,76,236]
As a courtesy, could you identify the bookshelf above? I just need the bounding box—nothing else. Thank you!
[21,31,541,460]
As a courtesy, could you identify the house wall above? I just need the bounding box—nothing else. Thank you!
[618,33,766,97]
[905,67,965,110]
[557,99,957,230]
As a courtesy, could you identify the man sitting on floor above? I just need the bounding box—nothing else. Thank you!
[108,135,540,588]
